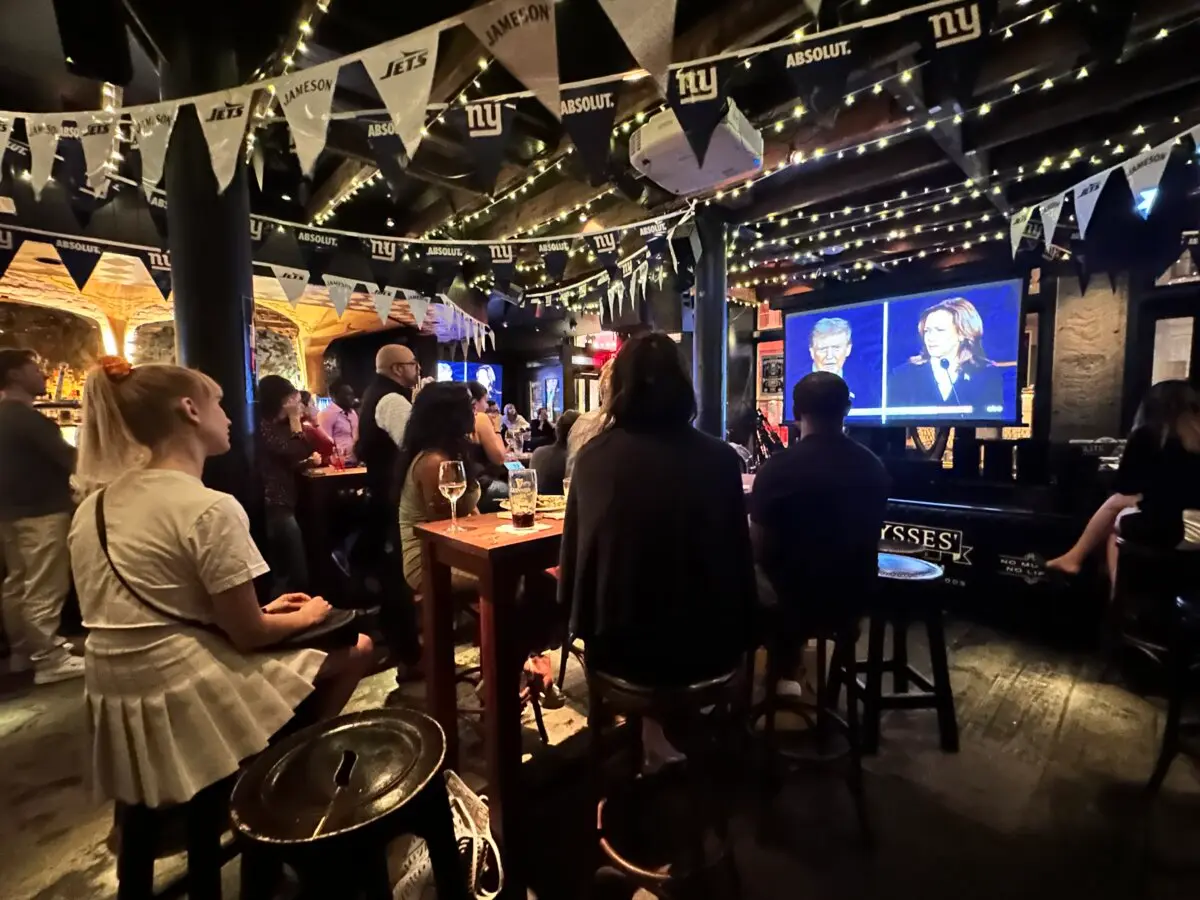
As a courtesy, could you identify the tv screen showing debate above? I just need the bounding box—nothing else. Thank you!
[783,279,1023,425]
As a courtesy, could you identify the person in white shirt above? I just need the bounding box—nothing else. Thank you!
[500,404,530,436]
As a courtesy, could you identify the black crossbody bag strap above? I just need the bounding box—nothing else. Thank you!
[95,488,219,633]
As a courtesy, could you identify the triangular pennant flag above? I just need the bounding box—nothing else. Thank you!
[53,235,104,290]
[274,61,339,176]
[598,0,677,94]
[0,114,13,169]
[0,226,19,281]
[364,117,410,199]
[559,80,620,184]
[537,238,571,280]
[1074,0,1136,63]
[473,321,484,358]
[446,100,517,192]
[461,338,470,360]
[1038,193,1066,252]
[408,294,430,327]
[251,142,265,190]
[271,264,310,306]
[1187,233,1200,272]
[25,114,68,199]
[1190,124,1200,149]
[323,273,358,317]
[293,226,342,280]
[134,246,173,299]
[665,58,737,167]
[130,102,178,198]
[192,87,255,193]
[463,0,561,120]
[912,0,998,105]
[486,242,516,282]
[488,326,496,350]
[372,286,395,324]
[1073,166,1114,238]
[1073,248,1092,294]
[424,243,469,278]
[75,112,116,191]
[362,27,440,162]
[771,31,859,116]
[1010,206,1033,257]
[586,230,621,268]
[1121,139,1174,219]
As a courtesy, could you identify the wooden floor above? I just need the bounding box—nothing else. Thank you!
[0,618,1197,899]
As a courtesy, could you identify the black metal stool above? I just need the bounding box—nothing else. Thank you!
[587,666,744,898]
[1146,595,1200,794]
[231,708,468,900]
[115,777,236,900]
[834,552,958,754]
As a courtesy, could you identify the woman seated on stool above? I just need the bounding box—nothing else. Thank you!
[69,358,373,809]
[467,380,509,514]
[1048,380,1200,584]
[558,332,756,768]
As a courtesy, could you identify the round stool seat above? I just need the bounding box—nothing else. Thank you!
[231,708,445,846]
[589,668,741,716]
[878,551,944,582]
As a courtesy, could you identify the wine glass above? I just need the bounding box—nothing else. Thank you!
[438,460,468,533]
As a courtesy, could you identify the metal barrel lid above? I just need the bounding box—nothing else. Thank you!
[231,708,445,845]
[878,551,944,581]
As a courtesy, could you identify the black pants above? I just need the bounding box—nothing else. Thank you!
[265,509,308,598]
[351,498,421,666]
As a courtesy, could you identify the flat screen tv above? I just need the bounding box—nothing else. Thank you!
[434,361,504,406]
[783,278,1023,425]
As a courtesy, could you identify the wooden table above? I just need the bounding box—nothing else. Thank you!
[414,512,564,895]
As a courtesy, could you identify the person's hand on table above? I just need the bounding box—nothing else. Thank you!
[265,593,310,614]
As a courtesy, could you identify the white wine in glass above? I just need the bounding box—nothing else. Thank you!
[438,460,468,532]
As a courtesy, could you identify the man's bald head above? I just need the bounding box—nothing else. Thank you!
[376,344,419,388]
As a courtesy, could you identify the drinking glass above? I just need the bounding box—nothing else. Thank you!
[562,476,572,500]
[508,468,538,529]
[438,460,468,532]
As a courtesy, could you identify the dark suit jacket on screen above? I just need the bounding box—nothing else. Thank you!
[887,360,1004,416]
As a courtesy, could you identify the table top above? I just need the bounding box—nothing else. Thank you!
[414,512,564,560]
[302,466,368,478]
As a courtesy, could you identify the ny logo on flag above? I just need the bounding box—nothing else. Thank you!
[147,250,170,270]
[0,230,11,251]
[370,238,397,262]
[489,244,515,263]
[206,101,246,122]
[249,219,263,243]
[676,66,719,105]
[465,101,503,137]
[381,50,429,79]
[593,232,618,253]
[929,3,982,48]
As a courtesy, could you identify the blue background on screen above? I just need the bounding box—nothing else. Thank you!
[466,362,503,404]
[783,279,1022,425]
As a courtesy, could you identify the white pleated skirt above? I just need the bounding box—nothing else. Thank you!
[85,627,326,808]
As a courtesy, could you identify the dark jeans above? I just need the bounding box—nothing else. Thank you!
[266,509,308,598]
[350,498,421,666]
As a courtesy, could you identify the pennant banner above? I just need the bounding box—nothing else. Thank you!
[913,0,997,104]
[771,31,858,116]
[274,61,339,176]
[0,114,12,169]
[293,226,342,280]
[76,112,116,191]
[408,294,431,326]
[586,230,621,268]
[134,246,172,298]
[0,226,18,282]
[323,273,358,317]
[364,117,410,199]
[447,100,517,192]
[193,87,254,193]
[538,238,571,280]
[271,264,310,306]
[598,0,677,93]
[53,235,104,290]
[252,143,266,190]
[487,242,516,281]
[425,243,469,274]
[1009,206,1033,257]
[639,220,669,257]
[372,287,394,324]
[362,27,440,163]
[1038,193,1066,251]
[463,0,561,120]
[131,102,178,198]
[25,114,67,199]
[1073,167,1114,238]
[559,80,620,185]
[665,58,737,167]
[1122,139,1174,218]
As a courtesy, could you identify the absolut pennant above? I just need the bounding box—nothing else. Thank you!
[770,32,858,115]
[54,235,104,290]
[537,238,571,280]
[559,80,620,185]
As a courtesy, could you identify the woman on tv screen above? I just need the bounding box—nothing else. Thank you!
[887,296,1003,415]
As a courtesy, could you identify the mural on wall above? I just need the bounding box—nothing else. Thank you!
[0,301,101,399]
[131,323,303,386]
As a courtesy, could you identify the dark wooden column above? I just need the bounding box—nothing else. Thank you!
[693,211,728,438]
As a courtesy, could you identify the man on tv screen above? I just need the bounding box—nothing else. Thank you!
[808,317,856,400]
[887,297,1003,415]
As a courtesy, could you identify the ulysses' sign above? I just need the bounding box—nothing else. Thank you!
[880,521,973,563]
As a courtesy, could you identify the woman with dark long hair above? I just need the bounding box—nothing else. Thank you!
[1048,380,1200,579]
[395,381,481,592]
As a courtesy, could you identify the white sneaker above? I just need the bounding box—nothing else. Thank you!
[34,654,85,685]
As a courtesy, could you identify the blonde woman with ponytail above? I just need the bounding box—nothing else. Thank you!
[69,357,373,808]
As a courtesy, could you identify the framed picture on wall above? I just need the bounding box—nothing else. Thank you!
[529,382,545,413]
[760,353,784,397]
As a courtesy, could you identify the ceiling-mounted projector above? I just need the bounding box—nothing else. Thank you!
[629,99,763,197]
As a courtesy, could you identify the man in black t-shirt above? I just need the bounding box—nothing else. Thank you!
[749,373,890,694]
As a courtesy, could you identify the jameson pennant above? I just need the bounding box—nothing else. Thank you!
[323,273,358,317]
[270,264,310,306]
[1009,206,1033,257]
[586,230,621,269]
[463,0,560,120]
[192,86,255,194]
[1038,193,1066,252]
[75,112,116,191]
[25,114,69,199]
[274,60,339,176]
[408,294,431,327]
[487,242,516,281]
[1073,167,1114,238]
[598,0,677,94]
[771,31,858,116]
[1122,139,1174,219]
[372,286,395,325]
[559,80,620,185]
[53,235,104,290]
[0,227,18,281]
[912,0,997,104]
[130,102,178,198]
[447,100,517,192]
[538,238,571,280]
[363,117,410,200]
[362,27,440,163]
[665,58,737,167]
